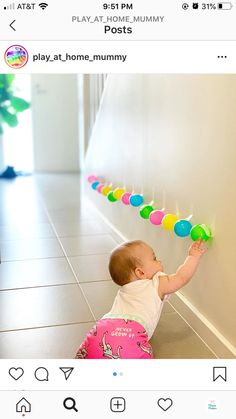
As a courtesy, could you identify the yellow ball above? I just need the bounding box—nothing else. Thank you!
[113,187,126,200]
[162,214,179,231]
[101,185,112,196]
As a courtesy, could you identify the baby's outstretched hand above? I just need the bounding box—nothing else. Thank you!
[188,238,207,257]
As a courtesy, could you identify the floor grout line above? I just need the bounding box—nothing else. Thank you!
[0,320,95,334]
[0,231,112,242]
[0,279,111,293]
[1,251,113,264]
[0,252,112,264]
[0,282,78,292]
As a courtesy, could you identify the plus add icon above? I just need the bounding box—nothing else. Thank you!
[110,397,126,412]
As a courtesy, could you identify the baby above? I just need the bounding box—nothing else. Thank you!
[75,238,206,359]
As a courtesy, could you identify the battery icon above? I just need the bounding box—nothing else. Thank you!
[218,2,233,9]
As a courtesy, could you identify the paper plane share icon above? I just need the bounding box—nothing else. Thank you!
[59,367,74,380]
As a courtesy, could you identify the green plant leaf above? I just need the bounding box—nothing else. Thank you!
[0,107,18,127]
[0,74,30,132]
[0,123,3,135]
[5,74,15,86]
[10,96,30,112]
[0,75,5,88]
[0,91,11,103]
[0,74,15,88]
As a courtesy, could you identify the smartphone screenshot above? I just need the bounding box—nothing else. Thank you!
[0,1,235,417]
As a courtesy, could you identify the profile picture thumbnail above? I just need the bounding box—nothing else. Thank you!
[4,45,28,69]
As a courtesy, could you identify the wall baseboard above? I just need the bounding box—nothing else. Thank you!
[169,293,236,358]
[89,196,236,359]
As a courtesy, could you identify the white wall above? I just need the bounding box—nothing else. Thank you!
[31,74,79,172]
[77,74,107,171]
[84,74,236,355]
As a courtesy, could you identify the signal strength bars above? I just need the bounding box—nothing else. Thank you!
[4,3,15,9]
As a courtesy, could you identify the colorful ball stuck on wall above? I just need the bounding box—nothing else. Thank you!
[140,204,154,219]
[87,175,213,242]
[91,181,100,190]
[162,214,179,231]
[129,194,144,207]
[87,175,98,183]
[107,191,117,202]
[190,224,211,241]
[101,185,112,196]
[149,209,165,225]
[96,183,105,193]
[174,219,192,237]
[113,187,126,200]
[121,192,132,205]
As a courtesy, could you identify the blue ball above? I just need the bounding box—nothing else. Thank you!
[129,194,144,207]
[174,219,192,237]
[91,181,100,190]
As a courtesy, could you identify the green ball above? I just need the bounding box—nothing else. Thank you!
[190,224,211,241]
[107,191,117,202]
[139,205,154,219]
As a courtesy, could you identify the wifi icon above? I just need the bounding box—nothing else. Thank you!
[39,2,48,9]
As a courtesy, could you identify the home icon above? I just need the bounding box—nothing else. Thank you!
[16,398,31,413]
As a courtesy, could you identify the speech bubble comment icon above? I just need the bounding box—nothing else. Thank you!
[34,367,49,381]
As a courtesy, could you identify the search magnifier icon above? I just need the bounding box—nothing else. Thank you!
[63,397,78,412]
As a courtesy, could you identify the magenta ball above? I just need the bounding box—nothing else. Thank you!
[149,210,165,225]
[121,192,132,205]
[96,183,105,193]
[87,175,98,183]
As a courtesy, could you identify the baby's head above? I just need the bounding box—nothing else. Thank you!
[109,240,163,286]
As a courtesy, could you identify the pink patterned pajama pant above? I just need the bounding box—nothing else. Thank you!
[75,318,153,359]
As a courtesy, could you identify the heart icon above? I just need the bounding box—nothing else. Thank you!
[9,367,24,380]
[157,398,173,411]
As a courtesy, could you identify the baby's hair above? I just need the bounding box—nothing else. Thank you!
[109,240,144,286]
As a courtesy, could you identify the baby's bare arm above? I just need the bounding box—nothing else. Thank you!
[158,239,207,299]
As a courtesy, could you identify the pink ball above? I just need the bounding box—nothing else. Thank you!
[87,175,98,183]
[149,210,165,225]
[96,183,105,193]
[121,192,132,205]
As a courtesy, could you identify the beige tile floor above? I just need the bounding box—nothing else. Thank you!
[0,174,216,359]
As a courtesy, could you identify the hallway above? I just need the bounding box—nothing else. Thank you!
[0,174,215,359]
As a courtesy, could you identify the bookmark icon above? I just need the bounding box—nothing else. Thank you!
[59,367,74,380]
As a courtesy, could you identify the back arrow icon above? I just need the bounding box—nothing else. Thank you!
[10,20,16,31]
